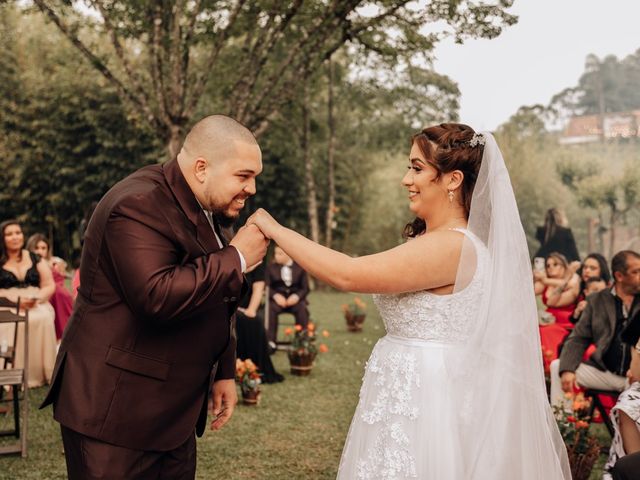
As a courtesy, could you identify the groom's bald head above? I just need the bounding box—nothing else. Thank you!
[177,114,262,218]
[180,115,259,163]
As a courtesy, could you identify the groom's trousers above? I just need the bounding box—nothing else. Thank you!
[61,426,196,479]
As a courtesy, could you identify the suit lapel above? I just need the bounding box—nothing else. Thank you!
[196,211,222,254]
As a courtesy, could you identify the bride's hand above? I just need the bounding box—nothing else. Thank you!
[246,209,280,239]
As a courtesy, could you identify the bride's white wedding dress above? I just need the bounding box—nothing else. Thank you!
[336,228,487,479]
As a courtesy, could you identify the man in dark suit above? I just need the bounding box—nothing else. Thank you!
[41,115,269,479]
[265,245,310,346]
[550,250,640,406]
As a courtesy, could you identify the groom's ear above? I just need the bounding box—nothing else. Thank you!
[193,157,208,183]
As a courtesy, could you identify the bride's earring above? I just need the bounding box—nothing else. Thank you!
[448,190,454,203]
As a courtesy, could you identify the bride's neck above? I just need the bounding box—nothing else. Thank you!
[423,209,468,233]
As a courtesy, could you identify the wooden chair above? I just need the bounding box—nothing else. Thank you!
[584,388,618,438]
[0,297,29,457]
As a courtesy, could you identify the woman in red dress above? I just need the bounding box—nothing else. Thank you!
[534,252,581,370]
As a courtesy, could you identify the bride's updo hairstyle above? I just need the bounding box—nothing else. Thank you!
[403,123,484,238]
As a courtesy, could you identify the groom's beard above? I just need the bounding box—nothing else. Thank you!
[212,208,238,228]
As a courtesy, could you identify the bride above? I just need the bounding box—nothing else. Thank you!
[247,123,570,479]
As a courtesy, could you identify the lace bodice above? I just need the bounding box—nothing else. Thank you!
[372,229,487,344]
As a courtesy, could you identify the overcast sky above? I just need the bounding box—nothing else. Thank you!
[432,0,640,131]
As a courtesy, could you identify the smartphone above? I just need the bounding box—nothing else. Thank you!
[533,257,545,272]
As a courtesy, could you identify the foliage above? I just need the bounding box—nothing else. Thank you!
[551,49,640,118]
[29,0,517,156]
[0,5,160,262]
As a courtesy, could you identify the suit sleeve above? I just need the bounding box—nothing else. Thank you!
[103,204,244,324]
[559,299,595,374]
[214,316,237,380]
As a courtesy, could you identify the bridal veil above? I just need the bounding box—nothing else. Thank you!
[447,132,571,479]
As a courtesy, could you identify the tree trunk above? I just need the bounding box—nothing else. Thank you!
[302,75,320,243]
[587,217,596,254]
[166,124,184,162]
[324,59,336,249]
[609,208,617,259]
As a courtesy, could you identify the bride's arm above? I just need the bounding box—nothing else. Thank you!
[248,209,464,294]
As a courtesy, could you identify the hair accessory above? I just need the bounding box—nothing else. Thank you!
[469,133,486,147]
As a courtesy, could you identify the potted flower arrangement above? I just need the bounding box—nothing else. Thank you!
[553,392,600,480]
[235,358,261,405]
[342,297,367,332]
[285,322,329,376]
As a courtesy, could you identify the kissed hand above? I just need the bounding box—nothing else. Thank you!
[246,208,280,239]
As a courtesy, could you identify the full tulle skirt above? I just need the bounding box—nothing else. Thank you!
[337,335,462,479]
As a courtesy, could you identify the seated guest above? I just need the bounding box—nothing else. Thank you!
[534,252,580,371]
[266,246,310,346]
[236,262,284,383]
[534,252,581,328]
[603,312,640,480]
[0,220,57,387]
[26,233,73,341]
[571,253,611,324]
[550,250,640,407]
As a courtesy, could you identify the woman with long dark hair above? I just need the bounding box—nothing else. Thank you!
[0,220,57,387]
[534,207,580,262]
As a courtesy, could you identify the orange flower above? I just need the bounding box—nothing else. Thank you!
[245,359,257,373]
[295,324,303,332]
[322,330,330,338]
[319,344,329,353]
[308,322,316,332]
[284,327,293,336]
[576,420,589,429]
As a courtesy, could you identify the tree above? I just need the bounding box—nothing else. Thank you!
[550,49,640,120]
[0,7,159,261]
[31,0,517,158]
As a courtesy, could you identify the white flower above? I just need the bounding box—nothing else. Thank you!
[469,133,486,147]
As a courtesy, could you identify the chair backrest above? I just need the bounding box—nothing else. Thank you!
[0,297,26,368]
[0,297,19,309]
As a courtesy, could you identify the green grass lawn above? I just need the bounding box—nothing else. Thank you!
[0,291,612,479]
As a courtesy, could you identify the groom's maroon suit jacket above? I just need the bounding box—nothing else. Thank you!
[41,159,247,451]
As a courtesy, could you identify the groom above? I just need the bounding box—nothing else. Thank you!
[41,115,268,479]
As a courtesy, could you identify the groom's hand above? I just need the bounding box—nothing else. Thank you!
[210,379,237,431]
[230,224,269,268]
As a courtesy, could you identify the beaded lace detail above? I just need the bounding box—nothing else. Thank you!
[372,229,487,343]
[356,348,420,479]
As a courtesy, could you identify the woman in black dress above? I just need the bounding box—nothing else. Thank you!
[535,208,580,263]
[0,220,57,387]
[235,262,284,383]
